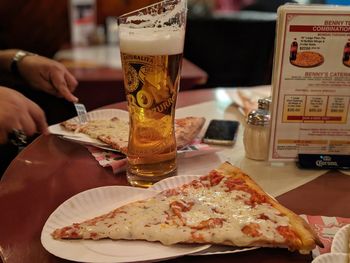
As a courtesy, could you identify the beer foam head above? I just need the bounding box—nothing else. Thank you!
[119,28,185,55]
[118,0,186,55]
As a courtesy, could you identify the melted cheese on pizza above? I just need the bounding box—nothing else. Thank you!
[53,170,294,247]
[78,118,129,141]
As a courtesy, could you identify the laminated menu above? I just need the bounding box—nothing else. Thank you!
[269,4,350,161]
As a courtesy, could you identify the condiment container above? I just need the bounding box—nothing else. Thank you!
[257,96,271,111]
[243,98,271,161]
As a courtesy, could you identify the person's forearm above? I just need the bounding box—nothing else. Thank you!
[0,49,20,72]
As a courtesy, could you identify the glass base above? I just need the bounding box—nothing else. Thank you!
[127,168,177,188]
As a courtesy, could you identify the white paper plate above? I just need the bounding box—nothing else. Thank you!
[149,175,259,256]
[149,175,200,191]
[331,224,350,254]
[41,186,210,263]
[311,253,348,263]
[311,223,350,262]
[49,109,129,150]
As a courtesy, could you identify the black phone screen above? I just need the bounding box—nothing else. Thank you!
[203,120,239,145]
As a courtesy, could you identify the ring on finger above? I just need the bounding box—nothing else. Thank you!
[9,129,28,146]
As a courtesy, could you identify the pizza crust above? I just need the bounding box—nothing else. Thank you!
[98,134,128,154]
[175,117,205,149]
[60,120,81,132]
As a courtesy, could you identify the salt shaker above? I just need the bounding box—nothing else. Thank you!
[243,98,271,161]
[257,96,271,111]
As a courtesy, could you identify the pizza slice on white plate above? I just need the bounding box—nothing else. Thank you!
[52,162,323,254]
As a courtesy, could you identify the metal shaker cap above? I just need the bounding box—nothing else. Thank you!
[258,97,272,111]
[246,109,270,126]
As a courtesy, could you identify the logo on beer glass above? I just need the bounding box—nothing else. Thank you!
[125,65,139,92]
[122,53,179,115]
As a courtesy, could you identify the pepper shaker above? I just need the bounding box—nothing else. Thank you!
[243,98,271,161]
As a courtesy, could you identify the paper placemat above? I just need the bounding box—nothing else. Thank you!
[86,146,127,174]
[301,215,350,258]
[86,139,219,174]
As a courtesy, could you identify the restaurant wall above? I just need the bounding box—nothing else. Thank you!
[0,0,158,58]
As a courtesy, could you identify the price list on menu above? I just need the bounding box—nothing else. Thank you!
[269,4,350,161]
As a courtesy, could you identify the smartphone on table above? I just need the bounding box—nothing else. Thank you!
[203,119,240,146]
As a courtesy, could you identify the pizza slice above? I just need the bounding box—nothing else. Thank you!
[60,115,205,152]
[52,162,323,254]
[61,117,129,154]
[175,116,205,149]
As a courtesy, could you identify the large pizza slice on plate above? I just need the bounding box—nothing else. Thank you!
[52,162,322,254]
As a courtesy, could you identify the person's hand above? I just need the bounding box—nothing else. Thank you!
[18,55,79,103]
[0,87,49,144]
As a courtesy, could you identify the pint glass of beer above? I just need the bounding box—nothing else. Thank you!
[118,0,187,187]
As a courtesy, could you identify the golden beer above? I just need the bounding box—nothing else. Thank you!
[121,53,182,187]
[118,0,187,187]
